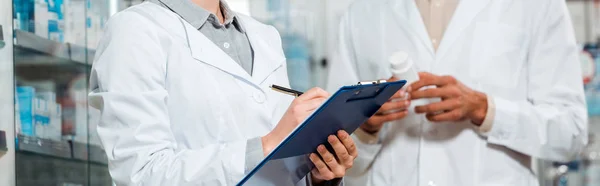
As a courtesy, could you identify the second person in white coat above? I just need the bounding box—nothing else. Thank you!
[89,0,357,185]
[327,0,588,185]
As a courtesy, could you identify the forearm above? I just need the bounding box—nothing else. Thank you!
[484,96,587,162]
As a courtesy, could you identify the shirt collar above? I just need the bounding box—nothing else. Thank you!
[157,0,246,33]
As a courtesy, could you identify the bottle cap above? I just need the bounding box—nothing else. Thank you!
[389,51,413,73]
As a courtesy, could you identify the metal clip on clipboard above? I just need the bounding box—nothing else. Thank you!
[357,79,387,86]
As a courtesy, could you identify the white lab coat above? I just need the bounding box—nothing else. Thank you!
[88,2,300,185]
[327,0,588,185]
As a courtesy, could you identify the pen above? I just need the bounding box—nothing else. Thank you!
[270,84,304,97]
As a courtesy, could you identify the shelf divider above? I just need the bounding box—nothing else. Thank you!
[14,30,95,67]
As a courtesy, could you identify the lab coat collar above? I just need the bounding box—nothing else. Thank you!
[182,15,284,88]
[435,0,491,60]
[156,0,246,32]
[238,15,286,85]
[388,0,491,58]
[388,0,434,56]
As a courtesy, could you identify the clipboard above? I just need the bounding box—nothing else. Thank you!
[238,80,407,186]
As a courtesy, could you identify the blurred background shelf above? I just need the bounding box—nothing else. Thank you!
[16,134,70,159]
[14,30,94,68]
[17,149,111,186]
[16,134,108,166]
[72,141,108,166]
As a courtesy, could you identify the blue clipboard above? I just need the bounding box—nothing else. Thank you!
[238,80,407,186]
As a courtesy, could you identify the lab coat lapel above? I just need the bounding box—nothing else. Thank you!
[436,0,491,59]
[239,16,286,85]
[184,21,253,81]
[389,0,435,57]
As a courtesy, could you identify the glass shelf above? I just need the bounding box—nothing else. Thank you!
[15,134,108,166]
[16,134,70,159]
[14,30,94,67]
[16,150,112,186]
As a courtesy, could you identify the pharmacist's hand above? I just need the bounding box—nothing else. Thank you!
[408,72,488,125]
[310,130,358,184]
[361,77,410,134]
[262,87,330,155]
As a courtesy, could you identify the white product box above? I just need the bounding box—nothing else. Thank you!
[48,103,62,140]
[64,0,86,46]
[34,0,49,39]
[72,89,88,143]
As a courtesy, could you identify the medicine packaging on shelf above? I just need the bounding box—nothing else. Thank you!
[17,86,36,136]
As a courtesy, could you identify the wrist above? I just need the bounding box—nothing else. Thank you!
[261,132,285,156]
[470,92,488,126]
[261,134,276,156]
[360,123,381,134]
[310,172,325,185]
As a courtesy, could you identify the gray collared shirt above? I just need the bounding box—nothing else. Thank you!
[151,0,254,75]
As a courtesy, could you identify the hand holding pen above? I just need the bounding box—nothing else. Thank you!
[263,85,358,184]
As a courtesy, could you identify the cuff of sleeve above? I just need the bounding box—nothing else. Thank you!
[477,96,496,135]
[245,137,265,174]
[486,97,520,145]
[305,173,344,186]
[353,128,380,145]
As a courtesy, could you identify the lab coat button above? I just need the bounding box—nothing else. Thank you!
[224,42,231,49]
[253,92,265,103]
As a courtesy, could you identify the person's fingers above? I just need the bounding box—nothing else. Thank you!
[410,86,460,100]
[297,87,330,101]
[328,135,353,168]
[388,90,408,100]
[300,98,327,112]
[408,72,439,92]
[337,130,358,158]
[368,110,409,125]
[409,73,457,92]
[317,144,345,177]
[309,153,335,180]
[415,99,461,114]
[377,99,410,114]
[426,109,465,122]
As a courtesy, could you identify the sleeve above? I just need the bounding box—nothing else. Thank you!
[304,173,344,186]
[485,0,588,163]
[325,12,384,176]
[477,96,496,134]
[88,12,263,185]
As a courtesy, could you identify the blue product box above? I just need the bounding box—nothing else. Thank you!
[17,86,36,136]
[46,0,64,42]
[14,0,35,32]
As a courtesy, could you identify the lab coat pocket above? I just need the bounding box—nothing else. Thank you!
[470,22,528,90]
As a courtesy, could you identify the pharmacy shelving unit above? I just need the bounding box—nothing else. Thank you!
[11,16,111,186]
[13,29,109,163]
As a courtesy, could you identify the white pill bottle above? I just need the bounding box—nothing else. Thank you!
[387,51,431,134]
[389,51,419,85]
